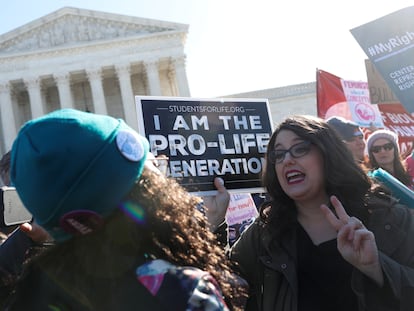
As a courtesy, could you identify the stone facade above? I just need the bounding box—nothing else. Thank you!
[0,7,190,154]
[223,82,316,126]
[0,7,317,156]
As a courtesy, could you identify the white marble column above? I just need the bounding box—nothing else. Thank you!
[24,77,45,118]
[86,68,107,115]
[115,63,138,130]
[144,60,162,95]
[0,82,17,151]
[54,73,74,109]
[167,70,179,96]
[172,56,191,97]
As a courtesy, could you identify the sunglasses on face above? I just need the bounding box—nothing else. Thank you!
[370,142,394,153]
[269,141,312,164]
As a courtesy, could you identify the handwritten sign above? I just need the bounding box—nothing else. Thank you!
[341,80,384,128]
[225,193,258,226]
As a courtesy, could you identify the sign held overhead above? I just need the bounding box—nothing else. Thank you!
[351,6,414,113]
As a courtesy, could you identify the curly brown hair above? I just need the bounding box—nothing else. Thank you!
[11,167,247,310]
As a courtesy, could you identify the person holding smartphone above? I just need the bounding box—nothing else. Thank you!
[4,109,246,310]
[0,151,52,304]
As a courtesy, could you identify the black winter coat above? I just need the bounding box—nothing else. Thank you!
[230,195,414,311]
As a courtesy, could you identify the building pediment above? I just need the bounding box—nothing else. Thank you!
[0,7,188,54]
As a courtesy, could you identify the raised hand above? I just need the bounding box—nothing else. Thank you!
[203,177,230,231]
[19,222,52,243]
[320,195,384,286]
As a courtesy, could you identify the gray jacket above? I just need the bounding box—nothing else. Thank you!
[230,196,414,311]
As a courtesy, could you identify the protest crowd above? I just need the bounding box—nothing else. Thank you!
[0,106,413,311]
[1,5,414,310]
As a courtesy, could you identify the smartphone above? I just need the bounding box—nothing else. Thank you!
[1,186,32,226]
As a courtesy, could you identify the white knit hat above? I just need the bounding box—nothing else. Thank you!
[366,129,399,153]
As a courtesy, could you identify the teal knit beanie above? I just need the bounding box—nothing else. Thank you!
[10,109,149,241]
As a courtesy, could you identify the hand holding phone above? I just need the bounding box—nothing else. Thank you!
[1,186,32,227]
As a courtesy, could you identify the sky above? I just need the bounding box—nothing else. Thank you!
[0,0,413,98]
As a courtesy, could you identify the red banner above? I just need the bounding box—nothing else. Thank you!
[316,69,346,119]
[378,103,414,157]
[316,68,414,157]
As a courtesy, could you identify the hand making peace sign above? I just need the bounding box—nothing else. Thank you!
[320,195,384,286]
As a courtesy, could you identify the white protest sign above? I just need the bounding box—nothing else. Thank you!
[225,193,258,226]
[340,79,384,128]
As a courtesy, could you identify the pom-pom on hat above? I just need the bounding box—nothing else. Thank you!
[10,109,149,241]
[326,116,363,141]
[367,129,399,153]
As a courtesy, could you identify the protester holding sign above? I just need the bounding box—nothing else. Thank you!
[209,115,414,310]
[4,109,246,310]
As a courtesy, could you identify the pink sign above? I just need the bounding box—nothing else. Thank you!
[341,80,384,128]
[225,193,258,226]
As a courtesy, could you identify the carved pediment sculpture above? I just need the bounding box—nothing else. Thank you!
[0,7,188,54]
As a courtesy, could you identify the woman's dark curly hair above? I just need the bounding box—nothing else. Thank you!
[261,115,373,239]
[10,167,246,310]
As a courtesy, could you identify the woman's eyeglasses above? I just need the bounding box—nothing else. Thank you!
[268,141,312,164]
[370,142,394,153]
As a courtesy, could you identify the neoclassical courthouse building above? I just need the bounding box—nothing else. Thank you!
[0,7,315,155]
